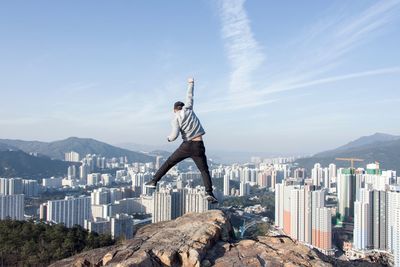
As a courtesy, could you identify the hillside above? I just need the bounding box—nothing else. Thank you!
[295,133,400,171]
[0,150,77,179]
[334,133,400,151]
[0,219,114,266]
[0,143,16,151]
[0,137,154,163]
[50,210,385,267]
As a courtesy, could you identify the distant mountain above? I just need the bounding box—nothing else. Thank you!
[324,132,400,154]
[295,133,400,171]
[0,143,16,151]
[0,150,78,179]
[0,137,154,163]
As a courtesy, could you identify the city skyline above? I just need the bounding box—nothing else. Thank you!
[1,145,400,264]
[1,1,400,154]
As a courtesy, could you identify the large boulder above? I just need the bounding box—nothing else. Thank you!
[49,210,232,267]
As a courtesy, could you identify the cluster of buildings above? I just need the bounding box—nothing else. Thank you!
[274,161,400,266]
[0,177,40,220]
[275,183,333,254]
[33,151,215,239]
[3,149,400,266]
[345,163,400,266]
[39,183,214,238]
[213,160,289,198]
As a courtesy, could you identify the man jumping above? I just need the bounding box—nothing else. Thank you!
[145,78,218,203]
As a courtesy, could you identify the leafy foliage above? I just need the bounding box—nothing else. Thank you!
[222,189,275,220]
[243,222,270,239]
[0,219,115,266]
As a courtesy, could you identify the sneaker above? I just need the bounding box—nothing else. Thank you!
[144,180,157,189]
[205,192,218,204]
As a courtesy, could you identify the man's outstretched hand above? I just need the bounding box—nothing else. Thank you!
[188,77,194,84]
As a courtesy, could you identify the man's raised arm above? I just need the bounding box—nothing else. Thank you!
[185,77,194,109]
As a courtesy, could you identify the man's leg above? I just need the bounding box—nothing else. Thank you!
[152,142,190,183]
[191,141,213,193]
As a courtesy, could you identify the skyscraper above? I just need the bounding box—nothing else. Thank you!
[393,208,400,267]
[313,207,332,252]
[388,191,400,253]
[65,151,80,162]
[152,189,173,223]
[239,181,250,196]
[337,168,356,222]
[87,173,101,186]
[155,156,164,170]
[311,163,323,186]
[0,194,24,220]
[46,196,91,227]
[328,163,337,180]
[111,214,134,239]
[80,163,89,181]
[23,179,39,197]
[353,188,395,251]
[185,187,210,214]
[67,165,77,179]
[275,183,284,230]
[91,188,111,205]
[223,174,230,196]
[372,190,387,250]
[275,182,332,253]
[0,178,23,195]
[353,188,373,250]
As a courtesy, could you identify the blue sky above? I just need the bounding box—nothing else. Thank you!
[1,0,400,155]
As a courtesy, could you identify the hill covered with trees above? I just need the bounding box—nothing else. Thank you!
[0,219,115,266]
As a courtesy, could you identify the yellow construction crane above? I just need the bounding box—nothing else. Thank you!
[335,158,364,169]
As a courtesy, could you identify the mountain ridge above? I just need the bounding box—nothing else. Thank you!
[0,150,78,179]
[295,132,400,171]
[0,137,154,163]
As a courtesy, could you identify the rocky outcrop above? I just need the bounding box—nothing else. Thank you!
[203,235,387,267]
[203,235,332,267]
[50,210,385,267]
[50,210,232,267]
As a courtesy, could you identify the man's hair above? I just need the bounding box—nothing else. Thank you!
[174,101,185,110]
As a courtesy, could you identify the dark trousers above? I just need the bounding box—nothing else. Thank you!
[153,140,213,192]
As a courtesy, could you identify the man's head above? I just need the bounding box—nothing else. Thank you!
[173,101,185,112]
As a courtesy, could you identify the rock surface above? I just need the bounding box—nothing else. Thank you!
[50,210,232,267]
[50,210,386,267]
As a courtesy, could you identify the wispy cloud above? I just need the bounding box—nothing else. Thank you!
[260,0,400,96]
[215,0,400,111]
[258,67,400,97]
[218,0,265,98]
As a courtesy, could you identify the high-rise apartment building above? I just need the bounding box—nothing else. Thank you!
[337,168,357,222]
[0,178,23,195]
[65,151,80,162]
[23,179,39,197]
[46,196,91,227]
[0,194,24,220]
[275,182,332,253]
[223,174,230,196]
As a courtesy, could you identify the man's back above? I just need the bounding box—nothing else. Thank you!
[178,107,205,141]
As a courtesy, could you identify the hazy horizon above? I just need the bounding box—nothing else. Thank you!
[1,1,400,154]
